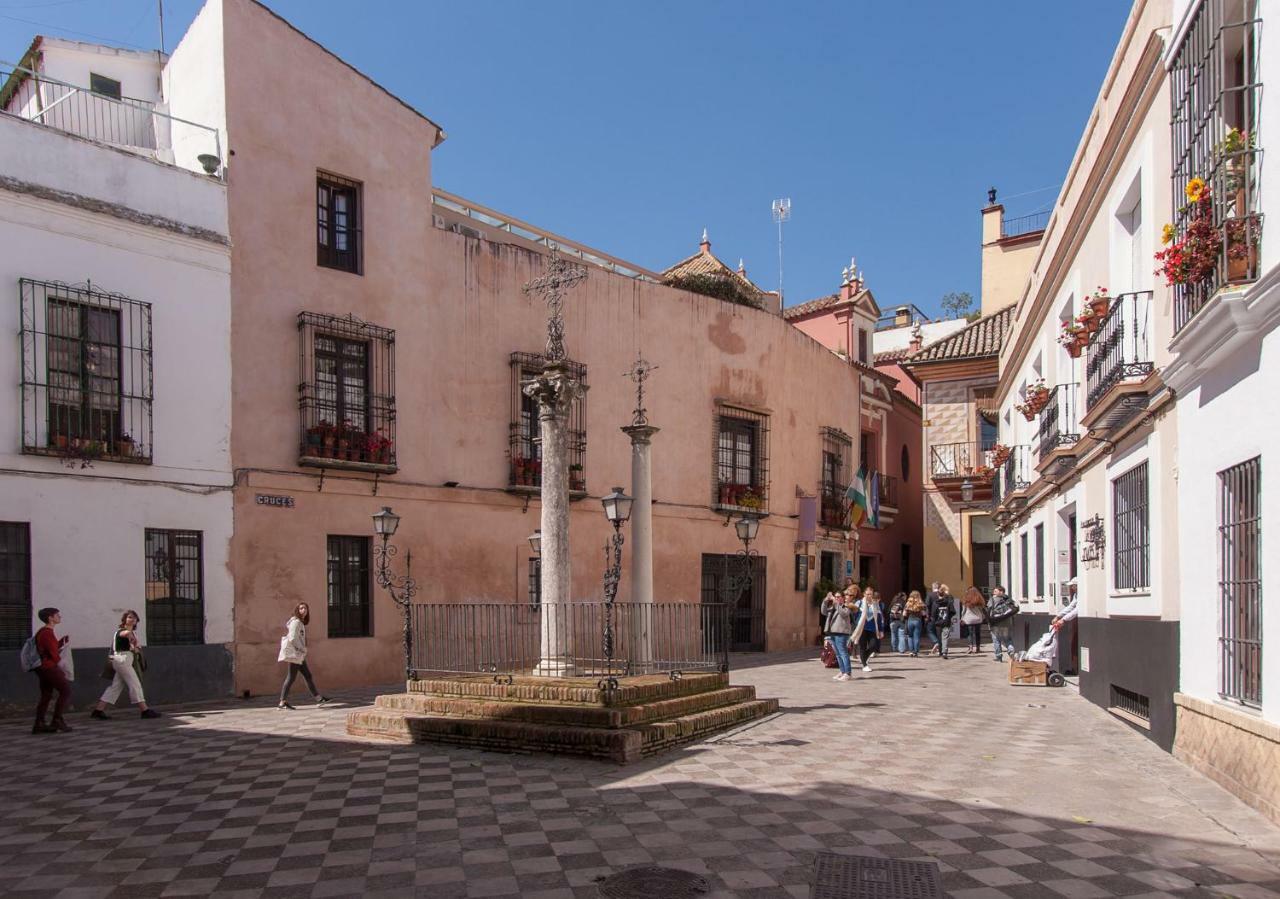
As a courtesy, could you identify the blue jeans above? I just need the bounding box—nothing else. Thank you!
[925,622,939,648]
[990,623,1014,660]
[830,635,852,675]
[889,621,904,653]
[905,617,923,654]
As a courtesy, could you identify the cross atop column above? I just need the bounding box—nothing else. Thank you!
[624,356,659,427]
[523,250,588,364]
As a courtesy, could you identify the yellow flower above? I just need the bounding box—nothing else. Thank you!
[1185,177,1207,203]
[1161,223,1176,245]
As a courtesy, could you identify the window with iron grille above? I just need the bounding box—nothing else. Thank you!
[714,405,769,513]
[1020,533,1029,599]
[1110,684,1151,722]
[1219,456,1261,706]
[1035,524,1045,598]
[1169,0,1262,332]
[508,352,587,491]
[529,557,542,608]
[0,523,31,651]
[298,312,395,471]
[1113,462,1150,591]
[20,279,152,464]
[327,535,371,638]
[317,172,361,273]
[820,427,852,528]
[145,529,203,645]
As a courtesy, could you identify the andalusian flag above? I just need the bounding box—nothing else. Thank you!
[846,465,871,529]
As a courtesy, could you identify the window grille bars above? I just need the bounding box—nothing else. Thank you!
[508,352,587,491]
[1112,463,1151,591]
[1038,383,1081,460]
[1085,291,1154,410]
[298,312,396,472]
[327,535,371,638]
[713,406,770,513]
[820,427,852,528]
[144,528,204,645]
[20,278,153,464]
[0,523,31,651]
[1218,456,1261,706]
[1110,684,1151,721]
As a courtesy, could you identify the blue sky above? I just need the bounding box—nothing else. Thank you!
[1,0,1132,318]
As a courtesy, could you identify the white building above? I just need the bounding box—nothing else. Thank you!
[0,42,233,709]
[1161,0,1280,824]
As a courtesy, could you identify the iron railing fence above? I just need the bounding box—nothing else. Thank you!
[1219,456,1262,707]
[877,473,898,508]
[297,312,396,471]
[819,481,848,528]
[1001,211,1050,239]
[1003,444,1033,495]
[1110,684,1151,721]
[929,441,999,480]
[20,278,153,465]
[1086,291,1154,410]
[1038,383,1081,460]
[1,62,222,173]
[409,601,731,680]
[1169,0,1263,333]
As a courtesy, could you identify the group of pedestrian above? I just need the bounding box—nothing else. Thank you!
[26,602,330,733]
[822,580,1021,681]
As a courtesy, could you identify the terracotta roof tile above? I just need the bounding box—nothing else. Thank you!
[906,306,1014,364]
[781,293,840,320]
[662,249,765,299]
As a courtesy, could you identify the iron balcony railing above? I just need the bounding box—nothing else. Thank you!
[1086,291,1154,410]
[1002,444,1033,495]
[929,441,998,480]
[409,601,730,679]
[877,473,898,507]
[1038,383,1081,460]
[1001,211,1050,239]
[819,481,848,528]
[1,62,222,175]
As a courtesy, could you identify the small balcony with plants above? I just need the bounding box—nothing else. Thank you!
[1035,382,1082,477]
[928,441,998,505]
[1081,289,1156,436]
[995,443,1033,514]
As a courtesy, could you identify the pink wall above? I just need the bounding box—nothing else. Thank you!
[219,0,865,693]
[856,382,925,599]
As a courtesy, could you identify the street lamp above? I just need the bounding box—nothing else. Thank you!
[600,487,633,684]
[528,529,542,556]
[371,506,418,682]
[961,478,975,503]
[713,513,759,672]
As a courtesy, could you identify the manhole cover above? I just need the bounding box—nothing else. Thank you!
[812,852,942,899]
[598,865,708,898]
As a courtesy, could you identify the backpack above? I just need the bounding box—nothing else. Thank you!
[934,600,954,627]
[989,595,1018,622]
[19,635,42,672]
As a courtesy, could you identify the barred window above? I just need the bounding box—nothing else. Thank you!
[715,406,769,513]
[0,523,31,651]
[528,557,542,608]
[317,172,361,274]
[145,529,204,645]
[1113,462,1150,591]
[1020,533,1029,599]
[298,313,395,471]
[820,427,852,528]
[1035,524,1045,598]
[327,536,371,638]
[20,279,152,464]
[1219,456,1261,706]
[508,352,587,492]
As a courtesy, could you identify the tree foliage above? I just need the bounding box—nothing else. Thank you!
[663,272,763,309]
[940,290,975,320]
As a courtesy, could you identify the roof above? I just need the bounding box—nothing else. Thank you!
[873,317,971,355]
[905,306,1015,364]
[782,286,876,321]
[661,240,766,300]
[874,347,912,364]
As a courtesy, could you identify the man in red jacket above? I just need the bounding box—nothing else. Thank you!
[33,607,72,734]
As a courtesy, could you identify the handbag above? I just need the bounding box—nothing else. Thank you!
[820,641,837,668]
[101,658,115,680]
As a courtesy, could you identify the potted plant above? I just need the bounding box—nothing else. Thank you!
[50,433,69,450]
[1156,179,1221,287]
[738,488,763,512]
[116,432,135,458]
[990,443,1012,467]
[569,462,585,491]
[1026,380,1050,411]
[974,464,996,480]
[366,429,393,464]
[1225,213,1262,283]
[1059,321,1086,358]
[1086,286,1111,319]
[1216,127,1255,211]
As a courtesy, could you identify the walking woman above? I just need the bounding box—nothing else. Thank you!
[961,587,988,653]
[31,607,72,734]
[852,589,887,672]
[92,610,161,719]
[903,590,927,657]
[819,591,855,682]
[888,592,907,654]
[278,603,331,709]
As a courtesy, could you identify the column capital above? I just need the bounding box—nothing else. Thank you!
[621,424,661,444]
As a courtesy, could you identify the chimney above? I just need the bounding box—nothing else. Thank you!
[908,320,923,353]
[699,227,711,255]
[982,187,1004,245]
[894,305,911,327]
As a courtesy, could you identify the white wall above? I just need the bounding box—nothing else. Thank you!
[161,0,229,176]
[0,113,232,646]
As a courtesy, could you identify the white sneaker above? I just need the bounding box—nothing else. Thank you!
[836,673,851,681]
[862,664,872,673]
[832,673,843,680]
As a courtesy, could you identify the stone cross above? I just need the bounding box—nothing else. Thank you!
[522,250,587,364]
[624,357,659,427]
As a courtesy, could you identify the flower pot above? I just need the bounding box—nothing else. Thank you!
[1227,237,1257,284]
[116,440,134,457]
[1065,341,1083,359]
[1087,296,1110,318]
[52,434,69,450]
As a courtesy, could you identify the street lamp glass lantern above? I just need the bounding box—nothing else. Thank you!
[528,529,541,556]
[372,506,401,537]
[735,514,760,543]
[961,479,974,503]
[601,486,633,525]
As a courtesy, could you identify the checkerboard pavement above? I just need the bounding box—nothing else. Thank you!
[2,649,1279,898]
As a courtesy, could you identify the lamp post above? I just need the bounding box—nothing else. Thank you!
[961,478,975,503]
[717,515,760,610]
[600,486,633,685]
[372,506,418,682]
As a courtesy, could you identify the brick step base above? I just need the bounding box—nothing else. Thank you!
[405,671,728,707]
[373,685,759,728]
[347,696,779,763]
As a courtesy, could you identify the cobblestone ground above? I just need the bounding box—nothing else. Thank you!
[3,649,1280,898]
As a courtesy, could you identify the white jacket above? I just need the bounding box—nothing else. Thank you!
[278,617,307,663]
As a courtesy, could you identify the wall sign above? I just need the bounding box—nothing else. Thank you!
[255,494,295,508]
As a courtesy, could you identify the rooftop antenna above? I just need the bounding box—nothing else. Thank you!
[771,197,790,304]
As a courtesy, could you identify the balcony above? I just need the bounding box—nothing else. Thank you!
[929,441,998,504]
[1083,291,1157,435]
[1,62,222,175]
[819,482,848,529]
[1036,383,1082,477]
[876,474,899,526]
[998,444,1034,514]
[1001,211,1050,239]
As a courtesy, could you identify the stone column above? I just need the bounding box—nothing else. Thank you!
[528,362,582,675]
[622,423,659,671]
